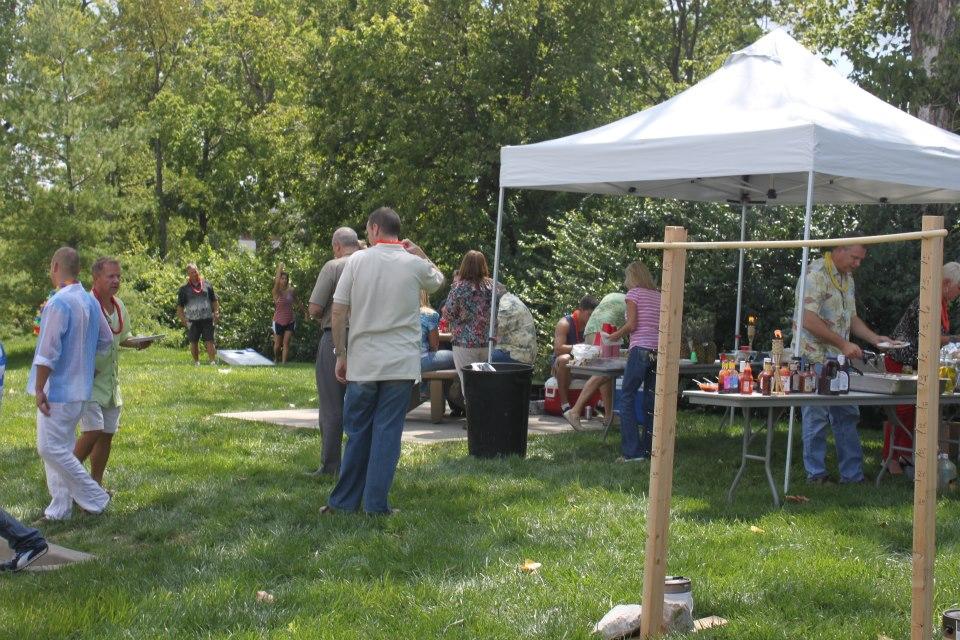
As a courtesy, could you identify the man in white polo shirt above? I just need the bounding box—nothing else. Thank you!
[321,207,444,515]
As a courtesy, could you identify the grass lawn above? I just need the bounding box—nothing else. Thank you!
[2,336,960,639]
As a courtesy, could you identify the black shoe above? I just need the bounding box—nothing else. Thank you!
[807,475,835,486]
[7,542,49,572]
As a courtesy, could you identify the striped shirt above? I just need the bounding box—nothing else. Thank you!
[625,287,661,350]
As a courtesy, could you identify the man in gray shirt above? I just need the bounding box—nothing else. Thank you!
[308,227,361,476]
[321,207,444,515]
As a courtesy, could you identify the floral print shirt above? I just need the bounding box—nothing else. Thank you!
[791,256,857,364]
[495,293,537,364]
[443,279,505,348]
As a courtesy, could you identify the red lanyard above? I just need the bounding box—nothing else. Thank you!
[375,239,404,245]
[94,290,124,336]
[190,279,204,295]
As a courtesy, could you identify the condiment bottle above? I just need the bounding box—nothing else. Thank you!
[718,354,729,394]
[759,358,773,396]
[802,363,818,393]
[727,358,741,393]
[789,358,802,393]
[779,364,791,395]
[739,360,754,394]
[834,354,850,394]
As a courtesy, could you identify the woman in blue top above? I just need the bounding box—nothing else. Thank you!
[420,290,455,396]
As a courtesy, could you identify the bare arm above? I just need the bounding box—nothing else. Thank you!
[272,263,284,299]
[428,328,440,352]
[212,298,221,323]
[308,302,324,321]
[332,302,349,383]
[177,305,187,327]
[553,318,573,356]
[850,315,888,347]
[34,365,52,416]
[608,300,637,342]
[802,310,878,360]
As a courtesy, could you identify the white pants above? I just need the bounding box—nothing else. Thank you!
[452,346,489,403]
[37,401,110,520]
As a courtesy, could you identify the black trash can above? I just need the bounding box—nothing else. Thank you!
[462,362,534,458]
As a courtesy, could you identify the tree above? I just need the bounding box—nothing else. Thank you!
[908,0,959,130]
[0,0,138,322]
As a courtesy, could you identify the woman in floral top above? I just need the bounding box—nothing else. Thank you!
[443,250,504,391]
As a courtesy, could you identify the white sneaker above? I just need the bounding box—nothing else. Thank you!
[563,409,583,431]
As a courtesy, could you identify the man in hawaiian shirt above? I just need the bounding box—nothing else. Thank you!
[792,243,890,484]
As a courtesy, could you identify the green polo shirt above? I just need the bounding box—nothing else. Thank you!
[92,296,132,408]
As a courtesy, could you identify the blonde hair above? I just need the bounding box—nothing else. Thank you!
[419,289,434,312]
[625,260,657,290]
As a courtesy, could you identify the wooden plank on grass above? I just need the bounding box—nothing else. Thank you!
[694,616,728,632]
[911,215,944,640]
[638,226,688,639]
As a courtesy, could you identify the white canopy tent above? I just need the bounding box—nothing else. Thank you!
[489,27,960,495]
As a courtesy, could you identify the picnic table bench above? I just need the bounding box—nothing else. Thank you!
[408,369,459,424]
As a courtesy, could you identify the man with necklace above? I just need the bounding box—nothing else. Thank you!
[76,257,155,487]
[29,247,113,520]
[321,207,444,515]
[792,243,891,485]
[176,263,220,365]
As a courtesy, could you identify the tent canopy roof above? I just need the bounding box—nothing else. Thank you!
[499,29,960,204]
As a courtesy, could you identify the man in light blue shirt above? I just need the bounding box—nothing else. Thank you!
[29,247,113,520]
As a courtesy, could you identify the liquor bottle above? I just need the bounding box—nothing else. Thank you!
[818,359,839,395]
[759,358,774,396]
[740,361,754,394]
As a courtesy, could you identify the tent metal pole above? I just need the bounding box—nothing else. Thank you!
[487,187,506,363]
[734,200,748,350]
[784,170,816,495]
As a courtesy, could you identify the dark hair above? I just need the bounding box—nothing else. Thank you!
[579,295,598,311]
[367,207,401,237]
[458,250,490,287]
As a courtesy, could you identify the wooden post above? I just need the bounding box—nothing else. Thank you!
[911,215,944,640]
[639,226,688,638]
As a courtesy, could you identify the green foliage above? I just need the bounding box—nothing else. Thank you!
[2,342,959,638]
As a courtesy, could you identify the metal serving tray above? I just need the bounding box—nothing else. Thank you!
[848,372,918,395]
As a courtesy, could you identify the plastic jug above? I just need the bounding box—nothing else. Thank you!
[937,453,957,493]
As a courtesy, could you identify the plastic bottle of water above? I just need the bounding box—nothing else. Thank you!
[937,452,957,493]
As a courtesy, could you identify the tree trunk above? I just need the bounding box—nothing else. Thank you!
[154,136,168,257]
[907,0,957,130]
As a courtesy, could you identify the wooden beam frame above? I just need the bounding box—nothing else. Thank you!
[912,215,944,639]
[637,218,945,639]
[639,226,688,638]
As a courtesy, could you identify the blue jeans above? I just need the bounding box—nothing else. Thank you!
[420,350,455,394]
[619,347,656,459]
[801,404,864,482]
[491,349,520,364]
[0,508,45,552]
[421,349,455,373]
[328,380,414,514]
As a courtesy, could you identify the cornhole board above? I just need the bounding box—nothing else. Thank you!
[216,349,273,366]
[3,542,95,571]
